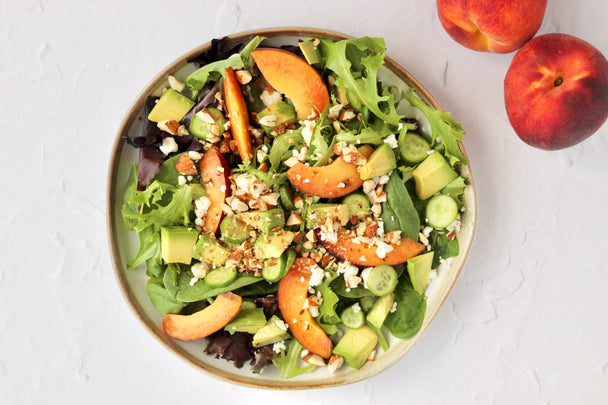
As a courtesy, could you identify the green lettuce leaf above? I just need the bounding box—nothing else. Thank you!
[185,35,264,91]
[316,271,341,335]
[273,339,316,378]
[319,37,403,126]
[403,89,468,165]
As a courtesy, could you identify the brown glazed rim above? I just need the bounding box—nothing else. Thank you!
[107,27,477,390]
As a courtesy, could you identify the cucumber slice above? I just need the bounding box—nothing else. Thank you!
[366,265,398,297]
[400,132,431,164]
[204,266,237,288]
[342,192,370,219]
[425,194,458,228]
[341,304,365,329]
[220,215,250,245]
[279,184,296,211]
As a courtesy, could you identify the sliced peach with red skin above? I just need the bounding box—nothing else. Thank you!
[223,67,253,162]
[199,146,231,234]
[320,228,425,267]
[278,257,333,358]
[162,292,242,341]
[251,48,330,120]
[287,145,373,198]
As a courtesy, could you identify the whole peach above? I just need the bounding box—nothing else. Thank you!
[437,0,547,53]
[504,33,608,150]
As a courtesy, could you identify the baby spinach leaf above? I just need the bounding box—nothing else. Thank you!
[428,229,459,268]
[382,171,419,241]
[384,278,426,339]
[176,274,262,302]
[147,277,187,316]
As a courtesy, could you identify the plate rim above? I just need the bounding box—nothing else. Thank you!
[106,26,477,389]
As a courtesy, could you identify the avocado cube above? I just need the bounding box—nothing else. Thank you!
[359,143,397,180]
[332,326,378,370]
[366,293,394,330]
[306,204,351,228]
[191,232,230,266]
[148,88,195,123]
[252,316,290,348]
[224,308,267,335]
[298,39,323,65]
[407,252,434,294]
[254,230,295,259]
[412,151,458,200]
[257,101,297,128]
[238,208,285,234]
[160,227,199,265]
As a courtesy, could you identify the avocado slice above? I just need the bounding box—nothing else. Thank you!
[148,88,195,123]
[238,208,285,234]
[407,252,434,294]
[257,101,297,129]
[191,232,230,266]
[224,307,267,335]
[254,230,295,259]
[332,325,378,370]
[252,315,290,348]
[306,204,351,228]
[359,143,397,180]
[412,151,458,200]
[160,227,199,264]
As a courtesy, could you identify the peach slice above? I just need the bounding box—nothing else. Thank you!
[320,228,425,267]
[223,67,253,162]
[286,146,373,198]
[162,292,242,341]
[199,146,231,234]
[251,48,330,120]
[278,257,333,358]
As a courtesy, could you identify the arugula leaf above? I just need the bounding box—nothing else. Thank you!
[428,229,459,268]
[381,171,420,240]
[319,37,403,125]
[403,89,468,165]
[384,277,426,339]
[273,339,316,378]
[185,36,264,91]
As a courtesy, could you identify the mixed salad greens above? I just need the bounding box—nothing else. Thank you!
[121,35,468,377]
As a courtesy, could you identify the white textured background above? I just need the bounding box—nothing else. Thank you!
[2,0,607,404]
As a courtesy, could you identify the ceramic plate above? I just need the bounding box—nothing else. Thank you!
[107,27,477,389]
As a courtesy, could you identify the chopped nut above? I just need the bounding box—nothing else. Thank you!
[367,349,376,362]
[328,355,344,374]
[339,109,357,122]
[258,114,277,127]
[260,192,280,206]
[177,124,190,136]
[302,353,326,367]
[286,213,304,226]
[293,195,304,209]
[283,156,300,168]
[167,75,185,93]
[157,119,180,135]
[175,154,198,175]
[235,69,252,85]
[196,108,216,124]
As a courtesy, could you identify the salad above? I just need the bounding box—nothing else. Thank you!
[121,35,468,377]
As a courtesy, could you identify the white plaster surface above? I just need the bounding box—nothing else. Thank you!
[1,0,607,403]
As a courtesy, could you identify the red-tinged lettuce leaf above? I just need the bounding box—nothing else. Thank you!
[255,295,279,319]
[205,331,254,369]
